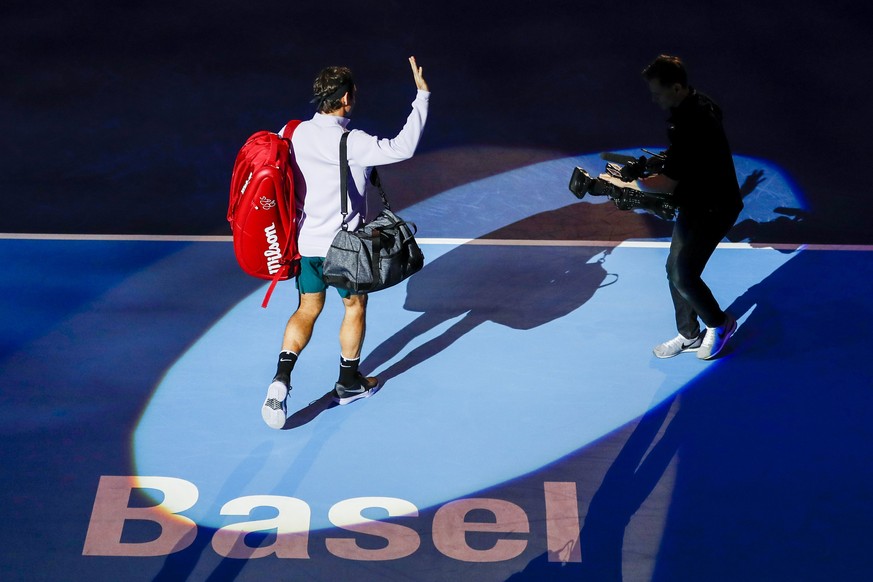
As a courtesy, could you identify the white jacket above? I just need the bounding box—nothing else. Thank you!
[283,90,430,257]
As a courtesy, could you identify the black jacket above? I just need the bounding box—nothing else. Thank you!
[662,89,743,214]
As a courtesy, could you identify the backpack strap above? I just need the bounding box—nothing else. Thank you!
[280,119,302,140]
[262,264,287,308]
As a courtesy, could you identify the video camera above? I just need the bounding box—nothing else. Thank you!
[601,149,666,182]
[568,151,677,220]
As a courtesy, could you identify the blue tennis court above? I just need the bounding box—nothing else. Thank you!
[3,1,873,580]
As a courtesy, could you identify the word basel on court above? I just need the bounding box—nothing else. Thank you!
[83,476,583,563]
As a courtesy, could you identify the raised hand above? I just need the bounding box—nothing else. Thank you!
[409,56,429,92]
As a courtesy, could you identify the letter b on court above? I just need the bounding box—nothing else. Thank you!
[82,476,199,556]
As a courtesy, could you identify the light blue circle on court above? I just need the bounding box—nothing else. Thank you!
[133,151,803,531]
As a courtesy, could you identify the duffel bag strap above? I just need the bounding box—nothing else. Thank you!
[339,132,350,230]
[339,132,394,224]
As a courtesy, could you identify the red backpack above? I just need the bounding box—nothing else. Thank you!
[227,120,302,307]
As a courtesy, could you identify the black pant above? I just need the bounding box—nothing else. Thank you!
[666,207,740,338]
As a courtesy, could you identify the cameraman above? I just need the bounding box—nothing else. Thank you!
[639,55,743,360]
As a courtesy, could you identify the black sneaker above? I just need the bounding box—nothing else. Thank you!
[332,374,380,405]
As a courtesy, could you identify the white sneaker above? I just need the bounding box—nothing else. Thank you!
[698,313,737,360]
[261,380,289,429]
[653,332,703,358]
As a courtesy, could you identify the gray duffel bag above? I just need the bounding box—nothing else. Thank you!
[322,133,424,293]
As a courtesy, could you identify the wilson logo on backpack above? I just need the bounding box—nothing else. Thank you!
[227,120,302,307]
[264,223,283,275]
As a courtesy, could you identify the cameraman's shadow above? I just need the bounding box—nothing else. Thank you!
[362,210,616,383]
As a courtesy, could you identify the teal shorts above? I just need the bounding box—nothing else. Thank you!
[296,256,354,299]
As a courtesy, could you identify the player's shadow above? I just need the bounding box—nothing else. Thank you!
[729,205,810,249]
[361,211,618,384]
[729,168,816,248]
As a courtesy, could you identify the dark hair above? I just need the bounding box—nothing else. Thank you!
[312,66,355,113]
[642,55,688,88]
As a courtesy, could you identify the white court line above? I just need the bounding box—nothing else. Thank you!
[1,233,871,252]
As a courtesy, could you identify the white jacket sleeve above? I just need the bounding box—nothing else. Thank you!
[346,90,430,167]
